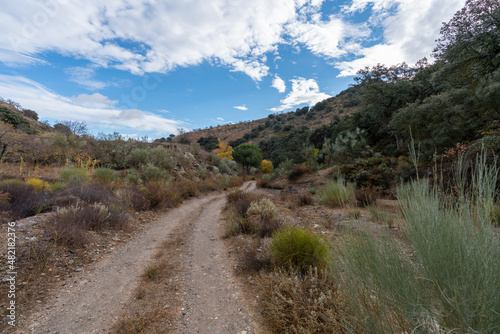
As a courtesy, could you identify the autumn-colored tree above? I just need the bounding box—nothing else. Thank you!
[213,138,233,160]
[261,159,274,174]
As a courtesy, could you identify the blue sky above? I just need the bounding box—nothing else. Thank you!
[0,0,465,139]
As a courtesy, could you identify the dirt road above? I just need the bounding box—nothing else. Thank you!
[15,182,257,334]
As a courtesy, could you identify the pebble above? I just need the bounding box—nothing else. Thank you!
[29,322,40,328]
[74,268,83,272]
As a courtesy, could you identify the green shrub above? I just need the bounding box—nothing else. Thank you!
[141,163,167,181]
[317,178,354,208]
[93,168,115,183]
[59,167,89,186]
[49,182,66,192]
[270,226,330,274]
[150,146,177,170]
[125,168,142,184]
[0,106,30,129]
[130,148,150,167]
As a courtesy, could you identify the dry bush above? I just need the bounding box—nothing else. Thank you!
[17,238,57,271]
[296,191,314,206]
[258,217,283,238]
[63,182,116,205]
[287,165,311,181]
[173,179,199,199]
[126,187,150,211]
[258,178,285,190]
[224,211,255,237]
[228,175,244,188]
[258,178,271,188]
[0,191,9,205]
[226,190,259,217]
[199,177,219,192]
[239,243,271,273]
[0,181,52,221]
[143,181,176,210]
[354,186,381,207]
[260,268,345,333]
[47,202,129,247]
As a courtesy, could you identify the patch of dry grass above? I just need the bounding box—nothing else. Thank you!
[259,268,346,333]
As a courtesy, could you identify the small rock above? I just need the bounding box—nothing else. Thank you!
[74,268,83,272]
[29,322,40,328]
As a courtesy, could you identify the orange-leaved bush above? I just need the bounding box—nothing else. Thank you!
[261,159,274,174]
[213,138,233,160]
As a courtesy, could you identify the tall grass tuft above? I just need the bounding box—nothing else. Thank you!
[334,150,500,333]
[317,178,354,208]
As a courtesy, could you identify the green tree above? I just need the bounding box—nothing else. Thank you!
[433,0,500,84]
[232,144,263,170]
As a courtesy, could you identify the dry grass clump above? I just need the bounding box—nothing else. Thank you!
[287,164,311,181]
[228,175,244,188]
[47,202,130,247]
[257,178,285,190]
[354,185,381,207]
[0,190,9,205]
[17,238,58,272]
[226,190,259,216]
[296,191,314,206]
[0,181,52,221]
[63,182,116,205]
[259,268,345,334]
[142,181,177,210]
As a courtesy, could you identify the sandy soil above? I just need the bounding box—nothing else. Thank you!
[14,182,258,334]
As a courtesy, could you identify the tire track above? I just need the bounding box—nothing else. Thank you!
[15,194,222,334]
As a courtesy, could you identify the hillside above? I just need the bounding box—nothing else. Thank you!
[0,101,53,133]
[174,87,362,149]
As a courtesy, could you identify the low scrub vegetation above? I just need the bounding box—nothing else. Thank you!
[317,178,354,208]
[270,226,330,274]
[259,268,344,333]
[334,151,500,333]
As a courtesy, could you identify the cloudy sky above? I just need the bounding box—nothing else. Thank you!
[0,0,465,138]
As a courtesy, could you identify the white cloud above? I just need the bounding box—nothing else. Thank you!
[0,74,182,136]
[233,105,248,111]
[0,0,465,82]
[272,75,286,93]
[64,66,108,90]
[287,15,369,59]
[217,117,224,121]
[71,93,117,108]
[0,0,308,81]
[335,0,465,76]
[270,77,330,112]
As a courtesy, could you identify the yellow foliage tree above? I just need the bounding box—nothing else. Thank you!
[213,138,233,160]
[261,159,274,174]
